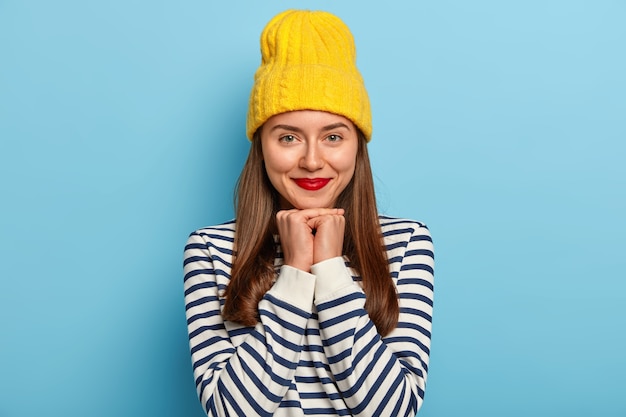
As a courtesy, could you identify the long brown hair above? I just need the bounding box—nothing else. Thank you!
[222,129,399,335]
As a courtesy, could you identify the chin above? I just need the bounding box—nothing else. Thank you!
[290,200,333,210]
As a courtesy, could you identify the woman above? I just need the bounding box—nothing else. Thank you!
[183,9,434,417]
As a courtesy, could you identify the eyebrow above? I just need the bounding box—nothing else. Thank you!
[269,122,352,133]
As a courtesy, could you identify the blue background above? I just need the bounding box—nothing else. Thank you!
[1,1,625,416]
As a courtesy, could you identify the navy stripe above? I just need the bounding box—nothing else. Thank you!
[397,277,434,291]
[316,292,364,312]
[385,337,430,354]
[296,359,331,373]
[322,327,355,348]
[406,248,434,257]
[188,323,225,340]
[183,255,210,265]
[183,268,215,282]
[400,306,433,322]
[303,407,352,416]
[264,293,311,320]
[400,263,434,275]
[382,227,414,238]
[385,241,409,251]
[410,233,433,243]
[184,267,233,282]
[318,308,361,329]
[259,309,308,335]
[399,293,434,307]
[194,231,235,243]
[185,281,227,297]
[186,309,222,325]
[186,295,219,310]
[185,240,234,255]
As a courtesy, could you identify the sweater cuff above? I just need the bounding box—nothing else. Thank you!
[311,257,354,300]
[269,265,316,312]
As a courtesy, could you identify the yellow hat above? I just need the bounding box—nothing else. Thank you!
[246,9,372,141]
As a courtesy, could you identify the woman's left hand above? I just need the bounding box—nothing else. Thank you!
[307,209,345,265]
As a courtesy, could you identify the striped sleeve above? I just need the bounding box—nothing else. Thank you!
[312,221,434,416]
[184,227,316,417]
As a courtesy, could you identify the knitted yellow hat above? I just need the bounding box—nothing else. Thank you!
[246,9,372,141]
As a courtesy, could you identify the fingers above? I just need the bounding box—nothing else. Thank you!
[305,213,343,231]
[275,209,316,272]
[276,208,345,271]
[308,214,345,264]
[277,207,344,221]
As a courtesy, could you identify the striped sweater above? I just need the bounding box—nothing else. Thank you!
[183,215,434,416]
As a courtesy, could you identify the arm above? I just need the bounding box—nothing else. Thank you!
[184,229,315,416]
[312,222,434,416]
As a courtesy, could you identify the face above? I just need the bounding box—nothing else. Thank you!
[260,110,359,209]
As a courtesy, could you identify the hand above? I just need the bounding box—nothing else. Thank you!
[307,210,345,265]
[276,208,345,272]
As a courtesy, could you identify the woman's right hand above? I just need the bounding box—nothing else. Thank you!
[276,208,344,272]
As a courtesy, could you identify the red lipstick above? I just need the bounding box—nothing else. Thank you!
[293,178,331,191]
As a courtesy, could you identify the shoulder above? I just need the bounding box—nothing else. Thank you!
[378,215,431,241]
[186,219,236,248]
[379,215,435,279]
[190,219,236,236]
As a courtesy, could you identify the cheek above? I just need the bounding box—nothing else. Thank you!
[263,154,290,178]
[331,149,358,177]
[262,153,297,193]
[262,143,283,175]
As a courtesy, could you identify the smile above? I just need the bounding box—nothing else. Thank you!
[293,178,331,191]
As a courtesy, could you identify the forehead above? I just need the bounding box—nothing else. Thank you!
[263,110,355,132]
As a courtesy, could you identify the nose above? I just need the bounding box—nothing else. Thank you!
[299,142,324,171]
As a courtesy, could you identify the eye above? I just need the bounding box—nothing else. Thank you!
[326,134,342,142]
[279,134,296,143]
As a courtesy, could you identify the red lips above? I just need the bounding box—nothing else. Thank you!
[293,178,331,191]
